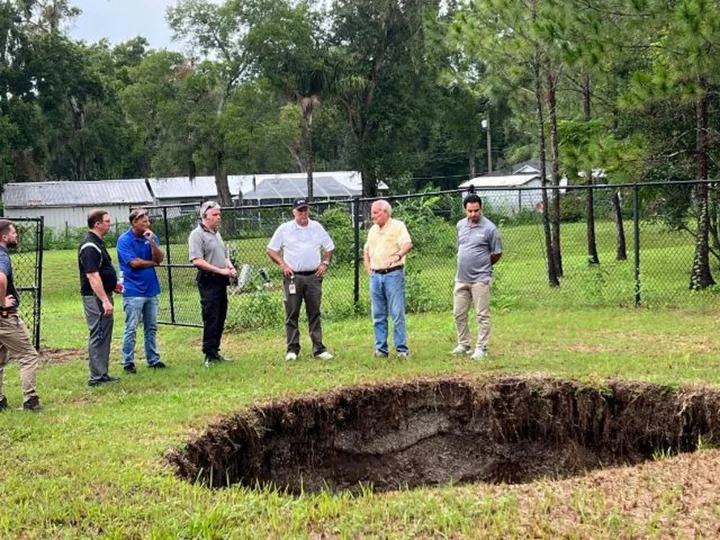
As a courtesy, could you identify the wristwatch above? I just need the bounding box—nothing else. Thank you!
[321,260,330,267]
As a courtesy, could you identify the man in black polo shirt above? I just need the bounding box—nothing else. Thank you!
[78,209,122,386]
[0,220,42,411]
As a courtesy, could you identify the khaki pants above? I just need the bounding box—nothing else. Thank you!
[0,314,39,402]
[453,281,491,351]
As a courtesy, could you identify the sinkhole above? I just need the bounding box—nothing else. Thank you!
[168,376,720,493]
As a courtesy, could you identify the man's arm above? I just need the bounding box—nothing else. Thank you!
[191,257,230,276]
[148,233,164,265]
[383,241,413,269]
[266,247,295,277]
[86,272,113,317]
[316,249,333,277]
[0,272,14,308]
[363,249,372,275]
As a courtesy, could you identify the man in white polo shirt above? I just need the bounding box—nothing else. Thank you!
[266,198,335,361]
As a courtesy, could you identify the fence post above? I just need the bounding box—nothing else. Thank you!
[34,217,44,351]
[633,183,641,307]
[162,207,176,323]
[353,197,361,311]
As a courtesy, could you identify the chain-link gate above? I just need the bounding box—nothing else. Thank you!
[9,217,44,350]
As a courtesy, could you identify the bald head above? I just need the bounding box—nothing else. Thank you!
[371,199,392,227]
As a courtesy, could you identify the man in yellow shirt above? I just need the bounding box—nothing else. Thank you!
[363,200,413,359]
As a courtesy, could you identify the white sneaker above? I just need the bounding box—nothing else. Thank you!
[315,351,334,360]
[397,351,409,360]
[285,352,298,361]
[470,348,486,360]
[451,344,472,355]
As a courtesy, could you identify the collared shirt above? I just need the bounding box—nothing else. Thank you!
[267,219,334,272]
[78,231,117,295]
[0,245,19,308]
[455,216,503,283]
[364,218,412,270]
[117,228,161,297]
[188,224,227,268]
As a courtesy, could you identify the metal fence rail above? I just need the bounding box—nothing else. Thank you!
[147,180,720,331]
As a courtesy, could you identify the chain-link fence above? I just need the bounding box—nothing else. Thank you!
[8,217,44,349]
[147,180,720,333]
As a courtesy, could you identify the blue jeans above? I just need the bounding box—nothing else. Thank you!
[370,270,408,354]
[121,296,160,367]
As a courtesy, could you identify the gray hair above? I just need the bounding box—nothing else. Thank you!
[372,199,392,215]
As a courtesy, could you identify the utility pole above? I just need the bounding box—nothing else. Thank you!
[481,115,492,173]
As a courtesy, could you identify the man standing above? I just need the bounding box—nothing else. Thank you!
[0,220,42,411]
[266,198,335,361]
[451,194,503,360]
[363,199,413,359]
[188,201,237,367]
[79,209,122,386]
[117,208,165,374]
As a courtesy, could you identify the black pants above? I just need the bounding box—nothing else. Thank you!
[197,272,229,357]
[284,273,326,355]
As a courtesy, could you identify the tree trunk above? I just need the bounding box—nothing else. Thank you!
[690,74,715,289]
[303,111,314,201]
[612,191,627,261]
[468,140,476,179]
[535,52,559,288]
[214,149,232,207]
[583,73,600,265]
[68,95,87,181]
[546,64,563,276]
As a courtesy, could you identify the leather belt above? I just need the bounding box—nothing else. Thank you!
[293,270,317,276]
[0,309,17,318]
[372,266,403,275]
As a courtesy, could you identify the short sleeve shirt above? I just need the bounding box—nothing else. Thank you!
[0,246,19,307]
[78,232,118,295]
[117,229,161,297]
[455,217,503,283]
[267,219,335,272]
[188,224,227,268]
[364,218,412,270]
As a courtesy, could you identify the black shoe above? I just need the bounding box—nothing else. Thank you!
[88,378,104,387]
[123,364,137,374]
[0,396,7,411]
[204,354,216,368]
[102,375,120,383]
[213,354,233,363]
[148,361,166,369]
[22,396,42,412]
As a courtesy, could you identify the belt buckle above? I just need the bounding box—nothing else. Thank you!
[0,310,8,318]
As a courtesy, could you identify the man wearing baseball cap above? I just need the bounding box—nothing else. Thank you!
[266,198,335,361]
[188,201,238,367]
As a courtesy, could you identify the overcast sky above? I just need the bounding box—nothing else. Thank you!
[67,0,218,51]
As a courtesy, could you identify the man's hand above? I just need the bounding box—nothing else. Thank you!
[143,229,154,241]
[228,267,237,278]
[4,295,16,307]
[281,262,295,278]
[315,263,328,277]
[101,299,113,317]
[114,282,124,294]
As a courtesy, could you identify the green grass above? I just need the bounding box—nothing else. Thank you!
[2,221,720,537]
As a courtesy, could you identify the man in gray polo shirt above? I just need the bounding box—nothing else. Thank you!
[188,201,237,367]
[452,194,503,360]
[266,198,335,361]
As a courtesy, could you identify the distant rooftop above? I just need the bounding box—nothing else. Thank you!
[3,179,153,208]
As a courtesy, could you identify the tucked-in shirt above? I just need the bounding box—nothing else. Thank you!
[267,219,335,272]
[0,246,19,308]
[364,218,412,270]
[188,224,227,268]
[455,217,503,283]
[78,232,117,295]
[117,229,161,297]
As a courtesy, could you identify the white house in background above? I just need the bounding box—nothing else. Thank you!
[459,161,568,215]
[2,180,154,230]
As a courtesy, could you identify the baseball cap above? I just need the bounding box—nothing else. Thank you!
[293,198,310,210]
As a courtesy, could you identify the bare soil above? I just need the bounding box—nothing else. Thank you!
[168,376,720,493]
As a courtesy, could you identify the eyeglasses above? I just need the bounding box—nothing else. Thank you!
[130,211,147,222]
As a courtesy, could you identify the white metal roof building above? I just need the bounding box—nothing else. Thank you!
[459,162,568,215]
[238,171,368,205]
[2,180,154,230]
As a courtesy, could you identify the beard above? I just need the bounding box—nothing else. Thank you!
[6,239,18,249]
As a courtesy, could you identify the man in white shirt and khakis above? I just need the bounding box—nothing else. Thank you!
[267,198,335,361]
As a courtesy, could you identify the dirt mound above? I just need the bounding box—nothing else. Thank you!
[167,376,720,493]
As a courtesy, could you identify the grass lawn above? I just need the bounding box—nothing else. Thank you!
[2,229,720,537]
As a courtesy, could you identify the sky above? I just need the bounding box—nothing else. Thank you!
[67,0,217,51]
